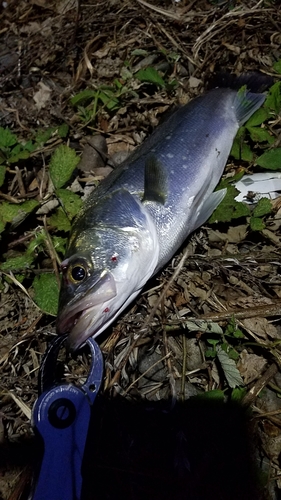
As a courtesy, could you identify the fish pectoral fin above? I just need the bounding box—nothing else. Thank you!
[194,188,227,229]
[143,156,167,205]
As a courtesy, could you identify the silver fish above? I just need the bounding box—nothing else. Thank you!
[57,79,268,350]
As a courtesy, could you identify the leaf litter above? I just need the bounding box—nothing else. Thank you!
[0,0,281,499]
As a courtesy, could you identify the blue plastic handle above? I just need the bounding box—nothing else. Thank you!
[30,338,103,500]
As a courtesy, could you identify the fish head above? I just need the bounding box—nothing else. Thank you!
[57,215,159,351]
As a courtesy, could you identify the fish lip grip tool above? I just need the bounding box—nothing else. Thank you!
[30,334,104,500]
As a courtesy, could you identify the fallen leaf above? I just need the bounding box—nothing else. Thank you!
[227,225,248,243]
[207,225,248,243]
[30,0,52,7]
[56,0,78,14]
[217,347,243,388]
[189,76,202,88]
[33,81,52,110]
[93,46,111,59]
[78,135,108,173]
[262,228,281,246]
[237,350,267,384]
[222,42,240,55]
[243,317,279,340]
[36,199,59,215]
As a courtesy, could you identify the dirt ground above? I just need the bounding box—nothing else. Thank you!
[1,0,281,499]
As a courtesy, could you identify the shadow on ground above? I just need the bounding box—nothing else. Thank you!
[81,395,263,500]
[0,394,267,500]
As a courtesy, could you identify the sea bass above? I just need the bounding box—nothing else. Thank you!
[57,78,269,350]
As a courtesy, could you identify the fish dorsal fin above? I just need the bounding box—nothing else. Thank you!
[143,156,167,205]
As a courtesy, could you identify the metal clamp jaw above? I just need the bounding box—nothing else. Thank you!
[30,335,104,500]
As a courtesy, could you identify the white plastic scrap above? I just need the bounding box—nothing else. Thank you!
[234,172,281,204]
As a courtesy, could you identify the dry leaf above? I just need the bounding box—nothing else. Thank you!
[227,225,248,243]
[208,224,247,243]
[33,81,52,110]
[238,350,267,384]
[189,76,202,88]
[56,0,78,14]
[243,317,279,340]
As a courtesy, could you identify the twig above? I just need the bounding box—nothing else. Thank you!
[163,329,177,404]
[198,302,281,322]
[43,216,61,286]
[141,246,192,332]
[15,166,26,197]
[242,363,279,407]
[107,248,192,389]
[180,334,187,402]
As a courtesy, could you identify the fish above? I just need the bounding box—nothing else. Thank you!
[56,75,271,350]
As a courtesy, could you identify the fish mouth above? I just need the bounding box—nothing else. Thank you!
[57,271,117,351]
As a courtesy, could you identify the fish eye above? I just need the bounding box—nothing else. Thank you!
[68,264,87,283]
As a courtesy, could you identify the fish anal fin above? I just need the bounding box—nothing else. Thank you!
[194,189,227,230]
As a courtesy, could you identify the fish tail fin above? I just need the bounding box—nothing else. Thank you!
[234,88,266,126]
[208,72,273,126]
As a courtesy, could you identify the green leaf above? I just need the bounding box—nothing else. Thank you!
[205,348,217,358]
[98,90,120,111]
[231,387,247,402]
[135,67,165,87]
[225,316,244,339]
[250,216,265,231]
[245,107,270,127]
[253,197,272,217]
[27,232,46,253]
[35,127,54,146]
[0,199,38,224]
[57,124,69,138]
[52,235,67,255]
[0,253,34,272]
[273,60,281,75]
[256,148,281,170]
[264,82,281,114]
[0,165,6,187]
[233,328,244,339]
[220,343,239,361]
[23,140,36,152]
[227,348,240,361]
[10,143,22,155]
[49,207,71,232]
[195,389,226,401]
[70,89,97,106]
[230,138,253,162]
[217,347,243,388]
[247,126,274,144]
[21,199,39,213]
[33,273,59,316]
[209,184,251,223]
[8,150,30,163]
[56,189,82,219]
[207,339,220,347]
[0,127,18,149]
[49,145,80,189]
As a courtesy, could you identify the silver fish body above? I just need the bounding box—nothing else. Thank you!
[57,84,267,350]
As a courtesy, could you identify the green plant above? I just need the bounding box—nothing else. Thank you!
[0,142,81,316]
[210,81,281,230]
